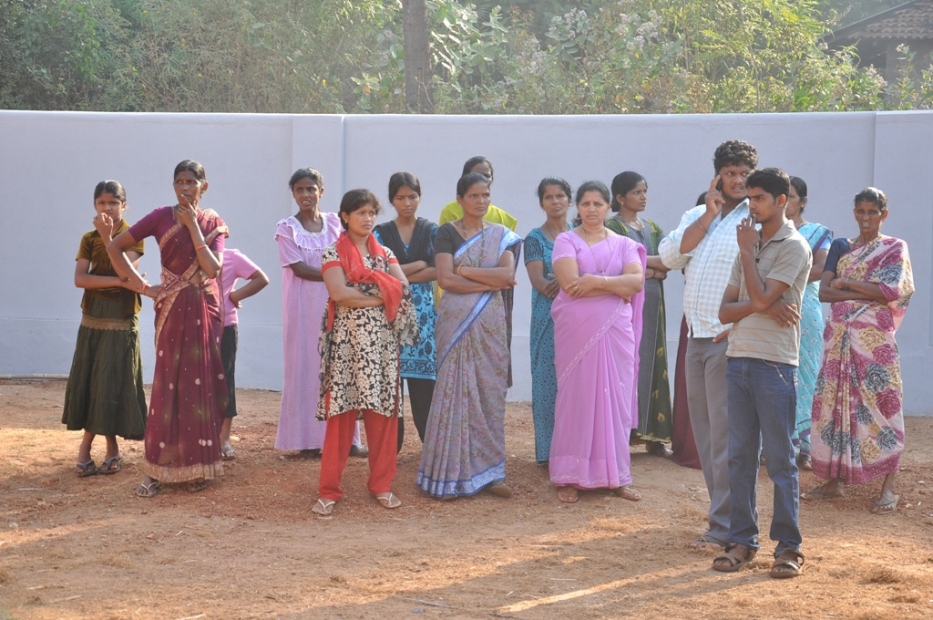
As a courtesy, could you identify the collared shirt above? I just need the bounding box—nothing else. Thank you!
[658,199,749,338]
[726,220,812,365]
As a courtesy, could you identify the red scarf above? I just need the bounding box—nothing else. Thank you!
[326,232,403,331]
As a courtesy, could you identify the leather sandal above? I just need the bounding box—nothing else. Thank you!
[770,549,804,578]
[712,543,757,572]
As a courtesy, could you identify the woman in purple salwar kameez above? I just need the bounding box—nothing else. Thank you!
[549,181,646,504]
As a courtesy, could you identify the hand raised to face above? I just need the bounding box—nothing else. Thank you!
[735,215,759,252]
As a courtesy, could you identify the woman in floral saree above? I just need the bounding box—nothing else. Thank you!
[417,172,521,499]
[110,160,228,497]
[803,188,913,515]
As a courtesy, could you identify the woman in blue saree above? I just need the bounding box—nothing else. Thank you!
[417,172,522,499]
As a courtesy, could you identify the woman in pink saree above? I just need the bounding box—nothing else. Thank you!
[110,160,228,498]
[804,187,913,515]
[550,181,646,504]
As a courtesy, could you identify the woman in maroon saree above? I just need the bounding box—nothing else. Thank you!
[109,160,228,497]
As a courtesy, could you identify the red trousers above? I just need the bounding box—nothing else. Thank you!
[319,410,398,502]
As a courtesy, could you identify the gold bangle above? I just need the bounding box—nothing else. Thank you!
[194,244,208,251]
[844,278,849,290]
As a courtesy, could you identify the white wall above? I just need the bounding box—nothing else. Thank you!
[1,110,930,414]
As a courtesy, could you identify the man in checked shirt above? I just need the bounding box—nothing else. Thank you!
[659,140,759,549]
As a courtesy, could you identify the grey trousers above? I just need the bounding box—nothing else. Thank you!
[686,337,731,543]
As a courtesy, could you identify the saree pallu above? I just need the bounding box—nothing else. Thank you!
[549,235,646,489]
[606,217,672,443]
[795,222,832,456]
[145,221,227,482]
[811,236,913,484]
[417,225,522,498]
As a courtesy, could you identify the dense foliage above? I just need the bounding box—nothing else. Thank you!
[1,0,931,113]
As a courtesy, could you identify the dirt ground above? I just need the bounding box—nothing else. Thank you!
[0,379,931,620]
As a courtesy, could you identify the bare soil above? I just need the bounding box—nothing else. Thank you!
[0,379,931,619]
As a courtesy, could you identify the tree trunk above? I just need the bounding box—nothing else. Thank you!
[403,0,433,113]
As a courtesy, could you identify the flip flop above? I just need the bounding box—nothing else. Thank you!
[871,494,900,515]
[221,445,237,461]
[712,543,757,573]
[557,487,579,503]
[135,480,159,498]
[312,498,335,516]
[187,479,209,493]
[76,460,98,477]
[613,486,642,501]
[99,456,124,475]
[770,549,805,578]
[801,484,844,500]
[486,482,513,498]
[375,492,402,509]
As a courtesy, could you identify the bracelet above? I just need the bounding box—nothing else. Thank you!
[603,276,609,286]
[843,278,849,290]
[194,244,208,251]
[696,219,709,233]
[457,264,464,277]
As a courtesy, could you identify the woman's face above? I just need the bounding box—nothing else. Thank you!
[577,190,610,229]
[853,200,887,237]
[94,192,127,223]
[458,182,491,220]
[343,202,378,237]
[173,170,206,207]
[391,185,420,219]
[785,186,805,220]
[617,180,647,214]
[292,177,323,213]
[470,161,493,185]
[540,184,570,220]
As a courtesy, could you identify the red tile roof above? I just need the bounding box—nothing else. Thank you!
[833,1,933,41]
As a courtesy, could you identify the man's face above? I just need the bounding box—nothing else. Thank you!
[746,186,786,225]
[717,163,753,203]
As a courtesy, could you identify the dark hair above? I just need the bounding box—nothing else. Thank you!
[388,172,421,203]
[789,176,808,213]
[94,180,127,203]
[338,189,381,230]
[745,167,790,199]
[461,156,493,179]
[289,167,324,191]
[713,140,758,173]
[575,180,611,205]
[174,159,206,181]
[696,191,707,206]
[610,171,647,213]
[537,177,572,205]
[854,187,887,212]
[789,176,807,200]
[456,172,490,198]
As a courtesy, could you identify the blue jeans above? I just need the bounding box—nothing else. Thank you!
[726,357,802,556]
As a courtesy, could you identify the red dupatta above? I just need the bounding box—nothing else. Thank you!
[324,232,402,331]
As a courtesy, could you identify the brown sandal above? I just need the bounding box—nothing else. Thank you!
[557,487,579,503]
[770,549,804,578]
[712,543,757,572]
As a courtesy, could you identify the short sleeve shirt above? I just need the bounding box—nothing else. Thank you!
[77,219,144,315]
[220,248,261,326]
[726,221,812,365]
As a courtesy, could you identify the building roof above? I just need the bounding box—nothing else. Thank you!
[831,1,933,43]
